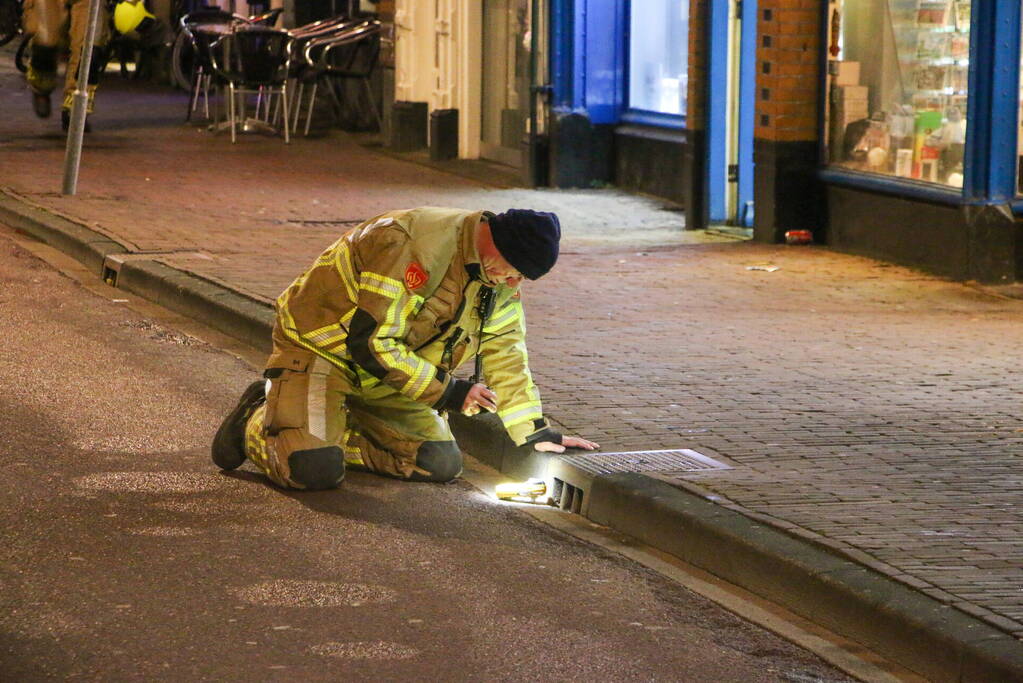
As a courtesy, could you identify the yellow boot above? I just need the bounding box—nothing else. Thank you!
[61,86,97,132]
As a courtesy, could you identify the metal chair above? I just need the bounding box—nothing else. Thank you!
[276,16,361,132]
[180,8,247,122]
[296,20,381,136]
[209,25,292,142]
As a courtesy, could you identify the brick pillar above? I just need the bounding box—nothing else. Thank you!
[683,0,708,230]
[753,1,825,243]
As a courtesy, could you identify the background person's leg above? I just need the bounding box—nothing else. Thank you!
[63,0,110,116]
[22,0,64,116]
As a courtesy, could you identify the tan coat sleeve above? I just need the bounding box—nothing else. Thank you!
[479,287,551,446]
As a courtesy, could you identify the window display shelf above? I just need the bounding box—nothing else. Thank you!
[825,0,970,189]
[894,22,967,34]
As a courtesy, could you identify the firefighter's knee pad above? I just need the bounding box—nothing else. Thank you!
[411,441,462,483]
[287,446,345,490]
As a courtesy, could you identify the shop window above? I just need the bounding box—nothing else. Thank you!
[1019,8,1023,196]
[826,0,970,188]
[628,0,689,117]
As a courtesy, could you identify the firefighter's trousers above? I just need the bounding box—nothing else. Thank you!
[243,352,463,490]
[23,0,110,107]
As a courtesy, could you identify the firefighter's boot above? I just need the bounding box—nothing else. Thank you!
[212,380,266,470]
[26,45,58,118]
[61,85,97,132]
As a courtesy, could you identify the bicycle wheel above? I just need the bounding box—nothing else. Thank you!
[14,33,30,73]
[169,30,195,91]
[0,0,20,48]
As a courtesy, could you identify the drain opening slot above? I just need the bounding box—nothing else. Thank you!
[553,478,583,514]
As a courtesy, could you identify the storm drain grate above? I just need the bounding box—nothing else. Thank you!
[559,449,732,476]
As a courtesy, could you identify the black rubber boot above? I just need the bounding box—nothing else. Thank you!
[61,110,92,133]
[211,380,265,470]
[33,92,51,118]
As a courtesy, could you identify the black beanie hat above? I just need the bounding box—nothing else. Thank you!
[488,209,561,280]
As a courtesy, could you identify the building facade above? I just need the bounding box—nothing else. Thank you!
[387,0,1023,284]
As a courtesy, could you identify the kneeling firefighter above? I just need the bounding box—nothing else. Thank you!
[212,207,599,490]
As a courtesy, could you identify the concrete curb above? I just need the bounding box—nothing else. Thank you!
[588,473,1023,682]
[4,189,1022,681]
[116,260,274,355]
[0,190,128,274]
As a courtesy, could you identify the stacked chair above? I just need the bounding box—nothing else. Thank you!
[181,7,245,122]
[181,6,284,122]
[293,19,382,136]
[186,12,382,142]
[296,20,384,135]
[208,24,292,142]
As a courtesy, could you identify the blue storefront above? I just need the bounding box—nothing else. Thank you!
[546,0,759,231]
[821,0,1023,282]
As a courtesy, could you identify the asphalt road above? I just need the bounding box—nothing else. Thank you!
[0,230,853,681]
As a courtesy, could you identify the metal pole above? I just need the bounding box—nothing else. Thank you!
[61,0,103,196]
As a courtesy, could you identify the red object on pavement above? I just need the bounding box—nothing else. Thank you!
[785,230,813,245]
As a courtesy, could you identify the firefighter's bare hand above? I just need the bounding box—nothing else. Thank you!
[462,383,497,415]
[534,436,600,453]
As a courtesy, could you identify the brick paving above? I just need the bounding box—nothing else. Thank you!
[3,49,1023,639]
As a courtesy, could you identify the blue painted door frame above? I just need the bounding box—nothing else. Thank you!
[706,0,757,226]
[963,0,1022,206]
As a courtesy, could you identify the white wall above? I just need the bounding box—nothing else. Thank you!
[394,0,481,157]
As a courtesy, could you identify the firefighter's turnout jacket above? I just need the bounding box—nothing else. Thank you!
[244,207,555,487]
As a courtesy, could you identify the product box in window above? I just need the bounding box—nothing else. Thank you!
[917,0,952,25]
[913,110,944,179]
[954,1,971,32]
[914,65,948,92]
[949,33,969,60]
[916,33,947,61]
[829,60,860,87]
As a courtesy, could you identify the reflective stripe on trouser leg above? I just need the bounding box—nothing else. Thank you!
[343,380,455,479]
[243,357,351,489]
[65,0,110,97]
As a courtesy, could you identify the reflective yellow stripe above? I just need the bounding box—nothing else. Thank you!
[379,295,406,338]
[306,323,345,345]
[402,361,434,399]
[376,339,419,376]
[333,240,358,301]
[278,300,350,370]
[483,305,520,333]
[498,400,543,425]
[343,427,365,465]
[359,272,404,299]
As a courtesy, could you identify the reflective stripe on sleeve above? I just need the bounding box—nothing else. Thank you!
[498,400,543,426]
[333,240,358,301]
[483,304,520,333]
[359,271,404,299]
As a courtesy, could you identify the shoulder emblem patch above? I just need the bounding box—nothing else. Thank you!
[404,262,429,290]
